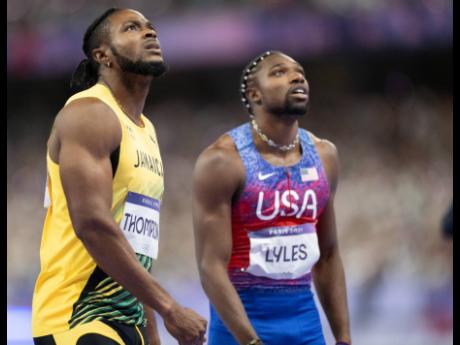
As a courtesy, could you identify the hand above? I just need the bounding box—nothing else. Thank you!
[163,303,207,345]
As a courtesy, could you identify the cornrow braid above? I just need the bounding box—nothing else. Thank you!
[239,50,279,118]
[70,8,121,91]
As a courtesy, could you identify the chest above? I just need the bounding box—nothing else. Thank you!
[234,148,329,223]
[116,122,164,199]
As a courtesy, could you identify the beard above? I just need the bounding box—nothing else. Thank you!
[110,45,168,78]
[268,96,310,117]
[284,98,309,116]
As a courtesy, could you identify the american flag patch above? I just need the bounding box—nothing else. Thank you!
[300,167,319,182]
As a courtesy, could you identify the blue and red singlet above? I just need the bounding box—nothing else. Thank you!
[208,123,330,345]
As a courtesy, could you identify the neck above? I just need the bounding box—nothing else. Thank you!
[252,111,299,148]
[99,71,152,121]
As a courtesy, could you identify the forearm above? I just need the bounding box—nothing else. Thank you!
[76,217,176,317]
[144,305,161,345]
[313,250,351,344]
[200,264,258,345]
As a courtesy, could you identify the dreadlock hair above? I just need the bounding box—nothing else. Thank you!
[70,8,122,91]
[239,50,282,118]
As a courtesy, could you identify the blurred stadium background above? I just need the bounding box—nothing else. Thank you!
[7,0,452,344]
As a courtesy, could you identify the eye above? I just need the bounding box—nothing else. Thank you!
[296,69,306,77]
[126,24,138,31]
[273,69,285,77]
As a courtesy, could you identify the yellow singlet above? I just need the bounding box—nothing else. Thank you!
[32,83,164,337]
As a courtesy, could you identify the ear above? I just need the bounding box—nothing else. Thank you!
[246,87,262,105]
[92,44,111,67]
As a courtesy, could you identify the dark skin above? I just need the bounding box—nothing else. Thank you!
[48,9,207,345]
[193,53,351,344]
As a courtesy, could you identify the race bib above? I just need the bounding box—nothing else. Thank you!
[246,223,320,280]
[120,192,160,259]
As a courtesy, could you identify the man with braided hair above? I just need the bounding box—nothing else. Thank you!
[31,8,207,345]
[193,51,351,345]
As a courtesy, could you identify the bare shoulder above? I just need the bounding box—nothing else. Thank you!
[53,97,122,155]
[306,130,339,192]
[307,130,339,167]
[196,134,241,170]
[193,133,244,193]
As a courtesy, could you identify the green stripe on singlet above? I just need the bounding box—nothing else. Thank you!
[69,254,152,328]
[69,298,142,327]
[72,289,130,314]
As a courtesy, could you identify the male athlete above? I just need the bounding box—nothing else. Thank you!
[32,8,207,345]
[193,51,351,345]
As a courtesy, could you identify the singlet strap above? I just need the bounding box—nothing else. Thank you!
[298,128,320,166]
[299,128,314,148]
[228,123,253,152]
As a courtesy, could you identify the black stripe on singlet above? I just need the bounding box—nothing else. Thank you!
[100,319,146,345]
[69,266,108,327]
[110,145,120,177]
[33,335,57,345]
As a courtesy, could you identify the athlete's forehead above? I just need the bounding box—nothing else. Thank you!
[259,53,303,73]
[108,9,155,30]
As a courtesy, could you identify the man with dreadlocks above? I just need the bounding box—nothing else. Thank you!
[192,51,351,345]
[31,8,207,345]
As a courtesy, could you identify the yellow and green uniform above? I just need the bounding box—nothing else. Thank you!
[31,83,164,338]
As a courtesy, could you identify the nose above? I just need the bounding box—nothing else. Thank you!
[144,29,157,39]
[290,72,305,85]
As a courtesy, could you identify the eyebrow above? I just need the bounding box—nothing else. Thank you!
[269,63,305,74]
[123,19,156,30]
[269,63,285,71]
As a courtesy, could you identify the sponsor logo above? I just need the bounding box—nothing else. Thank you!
[258,172,276,181]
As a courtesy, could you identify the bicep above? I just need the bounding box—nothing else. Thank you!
[193,194,233,266]
[56,100,121,233]
[316,196,338,259]
[59,140,114,230]
[192,150,240,267]
[316,140,340,257]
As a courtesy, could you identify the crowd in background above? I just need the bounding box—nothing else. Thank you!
[7,84,452,344]
[7,1,452,343]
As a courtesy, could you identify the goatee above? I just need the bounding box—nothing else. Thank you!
[284,100,309,116]
[270,99,309,117]
[111,45,168,78]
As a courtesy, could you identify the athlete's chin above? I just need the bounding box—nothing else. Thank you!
[283,100,309,116]
[284,106,308,117]
[142,61,169,78]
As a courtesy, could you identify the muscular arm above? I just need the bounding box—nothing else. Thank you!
[55,99,176,316]
[312,140,351,344]
[192,141,259,345]
[53,99,206,343]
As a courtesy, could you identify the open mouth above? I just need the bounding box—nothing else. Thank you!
[145,42,161,55]
[145,43,159,49]
[145,49,162,56]
[289,86,308,101]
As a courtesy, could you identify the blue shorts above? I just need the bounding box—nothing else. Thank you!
[208,287,326,345]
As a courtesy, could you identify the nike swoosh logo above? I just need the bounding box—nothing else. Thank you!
[258,172,276,181]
